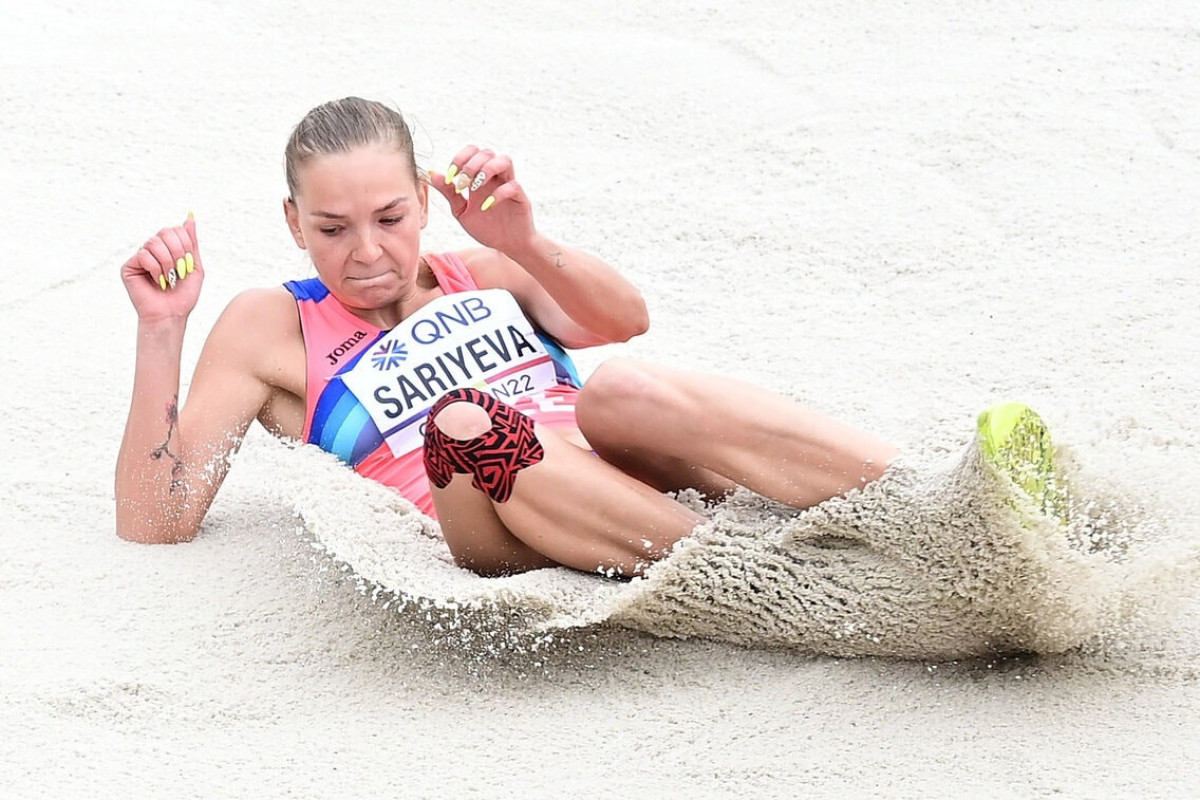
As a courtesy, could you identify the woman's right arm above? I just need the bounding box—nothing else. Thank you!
[115,215,272,543]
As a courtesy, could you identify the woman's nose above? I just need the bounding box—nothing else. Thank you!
[352,228,383,263]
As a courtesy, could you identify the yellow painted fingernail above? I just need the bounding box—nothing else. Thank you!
[481,195,495,212]
[159,274,168,291]
[444,164,458,185]
[185,252,195,273]
[176,258,186,279]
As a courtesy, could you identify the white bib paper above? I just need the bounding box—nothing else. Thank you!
[340,289,558,458]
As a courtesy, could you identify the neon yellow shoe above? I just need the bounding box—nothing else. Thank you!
[977,402,1068,524]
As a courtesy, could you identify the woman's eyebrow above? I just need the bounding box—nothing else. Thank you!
[310,196,410,219]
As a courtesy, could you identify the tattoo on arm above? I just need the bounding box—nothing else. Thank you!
[549,250,566,269]
[150,395,185,493]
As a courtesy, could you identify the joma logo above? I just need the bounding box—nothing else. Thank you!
[326,331,368,366]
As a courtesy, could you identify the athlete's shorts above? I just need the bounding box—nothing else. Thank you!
[509,384,581,432]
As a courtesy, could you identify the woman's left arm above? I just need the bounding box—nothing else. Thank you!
[429,147,649,348]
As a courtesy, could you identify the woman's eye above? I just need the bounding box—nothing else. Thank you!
[379,216,403,226]
[319,227,342,236]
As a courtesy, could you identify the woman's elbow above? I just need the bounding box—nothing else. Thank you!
[115,511,199,545]
[617,298,650,341]
[118,528,198,545]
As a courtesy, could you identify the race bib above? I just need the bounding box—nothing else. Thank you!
[340,289,558,458]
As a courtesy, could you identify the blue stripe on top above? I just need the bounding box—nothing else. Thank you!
[310,376,385,465]
[537,332,583,388]
[284,278,386,467]
[283,277,330,302]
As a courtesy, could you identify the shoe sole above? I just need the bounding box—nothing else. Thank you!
[977,402,1067,523]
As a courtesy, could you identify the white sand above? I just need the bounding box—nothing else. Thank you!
[3,1,1200,797]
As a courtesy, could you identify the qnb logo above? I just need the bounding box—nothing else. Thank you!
[326,331,368,366]
[371,340,409,371]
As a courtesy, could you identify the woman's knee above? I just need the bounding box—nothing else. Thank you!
[429,399,491,440]
[577,358,672,430]
[423,388,547,504]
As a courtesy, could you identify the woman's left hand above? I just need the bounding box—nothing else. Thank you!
[429,147,538,257]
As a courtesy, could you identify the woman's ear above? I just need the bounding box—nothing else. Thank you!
[283,197,306,249]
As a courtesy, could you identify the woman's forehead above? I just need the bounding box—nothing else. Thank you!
[294,146,417,202]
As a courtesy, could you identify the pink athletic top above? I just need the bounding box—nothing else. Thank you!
[283,252,583,519]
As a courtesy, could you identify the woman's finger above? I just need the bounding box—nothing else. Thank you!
[447,144,481,172]
[441,145,480,192]
[158,228,192,287]
[183,212,201,271]
[144,236,173,270]
[429,169,469,215]
[453,148,494,196]
[479,179,526,212]
[157,226,185,258]
[144,236,183,289]
[134,246,171,291]
[469,153,513,195]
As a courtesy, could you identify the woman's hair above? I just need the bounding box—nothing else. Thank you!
[284,97,421,198]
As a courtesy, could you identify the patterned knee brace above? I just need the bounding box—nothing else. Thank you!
[423,388,545,503]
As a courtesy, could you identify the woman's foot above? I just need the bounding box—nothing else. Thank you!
[977,402,1068,524]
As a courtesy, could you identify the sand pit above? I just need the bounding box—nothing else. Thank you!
[4,1,1200,796]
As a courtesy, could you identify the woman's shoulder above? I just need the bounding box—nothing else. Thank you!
[424,248,487,292]
[220,285,297,323]
[207,286,300,351]
[450,247,499,276]
[442,247,527,292]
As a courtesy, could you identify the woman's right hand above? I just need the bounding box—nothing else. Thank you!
[121,213,204,321]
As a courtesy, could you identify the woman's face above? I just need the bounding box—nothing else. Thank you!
[285,144,428,317]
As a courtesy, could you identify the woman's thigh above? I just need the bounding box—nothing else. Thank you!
[576,358,897,508]
[429,398,705,578]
